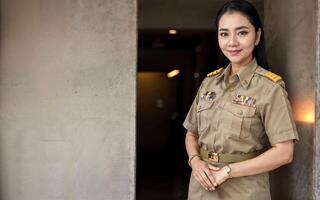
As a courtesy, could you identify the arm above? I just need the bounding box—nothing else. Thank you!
[185,131,219,191]
[210,140,294,184]
[212,83,298,184]
[229,140,293,177]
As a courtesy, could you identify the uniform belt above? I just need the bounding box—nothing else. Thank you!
[200,148,260,164]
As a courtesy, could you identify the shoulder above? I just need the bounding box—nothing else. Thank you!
[198,67,224,91]
[207,67,224,78]
[254,66,285,88]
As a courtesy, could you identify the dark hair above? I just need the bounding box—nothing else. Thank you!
[215,0,269,70]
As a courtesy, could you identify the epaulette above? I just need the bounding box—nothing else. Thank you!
[207,67,224,78]
[264,71,282,82]
[255,67,282,83]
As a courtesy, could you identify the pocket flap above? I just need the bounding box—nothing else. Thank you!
[197,100,214,112]
[227,104,256,117]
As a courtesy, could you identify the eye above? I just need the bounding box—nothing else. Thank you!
[219,32,228,37]
[238,31,248,36]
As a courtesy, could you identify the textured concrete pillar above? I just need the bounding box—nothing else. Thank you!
[0,0,136,200]
[315,0,320,199]
[264,0,316,199]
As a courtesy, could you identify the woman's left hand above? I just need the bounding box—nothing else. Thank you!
[208,165,230,186]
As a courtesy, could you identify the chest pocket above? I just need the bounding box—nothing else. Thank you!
[224,104,256,139]
[197,99,215,133]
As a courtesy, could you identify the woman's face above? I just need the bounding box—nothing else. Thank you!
[218,11,261,66]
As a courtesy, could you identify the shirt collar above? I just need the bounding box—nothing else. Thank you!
[237,58,258,89]
[219,58,258,89]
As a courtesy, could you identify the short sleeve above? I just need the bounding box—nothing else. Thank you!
[260,82,299,145]
[182,82,204,135]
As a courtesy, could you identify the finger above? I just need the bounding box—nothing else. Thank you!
[204,169,217,190]
[208,164,220,171]
[204,170,218,188]
[195,170,211,190]
[199,170,214,189]
[193,173,209,190]
[198,173,211,190]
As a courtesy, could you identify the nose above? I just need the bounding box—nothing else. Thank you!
[227,33,239,47]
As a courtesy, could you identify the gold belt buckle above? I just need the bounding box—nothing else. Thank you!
[208,151,219,162]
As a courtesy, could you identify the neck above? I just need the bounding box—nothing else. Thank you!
[230,57,253,76]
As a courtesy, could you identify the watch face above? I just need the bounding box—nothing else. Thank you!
[225,165,232,178]
[226,166,231,173]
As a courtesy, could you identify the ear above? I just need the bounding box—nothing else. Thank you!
[255,28,262,46]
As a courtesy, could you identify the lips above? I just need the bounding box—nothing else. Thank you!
[228,50,242,56]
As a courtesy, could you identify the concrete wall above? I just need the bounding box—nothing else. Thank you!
[0,0,136,200]
[315,0,320,199]
[264,0,316,199]
[138,0,264,30]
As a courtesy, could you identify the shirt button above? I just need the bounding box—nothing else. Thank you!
[238,110,243,115]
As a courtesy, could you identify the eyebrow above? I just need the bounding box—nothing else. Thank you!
[219,26,250,31]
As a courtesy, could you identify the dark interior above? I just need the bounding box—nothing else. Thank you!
[137,29,224,200]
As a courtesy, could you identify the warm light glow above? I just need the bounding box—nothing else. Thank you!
[169,29,177,34]
[167,69,180,78]
[302,112,315,123]
[294,99,315,123]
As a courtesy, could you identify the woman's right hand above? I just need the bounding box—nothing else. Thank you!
[190,157,219,191]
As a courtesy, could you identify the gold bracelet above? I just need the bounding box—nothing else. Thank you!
[188,154,200,167]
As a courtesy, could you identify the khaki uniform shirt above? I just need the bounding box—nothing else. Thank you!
[183,58,299,200]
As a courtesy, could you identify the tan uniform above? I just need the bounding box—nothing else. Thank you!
[183,58,299,200]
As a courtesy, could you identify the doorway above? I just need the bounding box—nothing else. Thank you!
[136,1,271,200]
[136,28,220,200]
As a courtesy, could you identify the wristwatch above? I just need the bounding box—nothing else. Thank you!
[225,165,232,178]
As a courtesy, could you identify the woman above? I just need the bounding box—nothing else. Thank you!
[183,0,299,199]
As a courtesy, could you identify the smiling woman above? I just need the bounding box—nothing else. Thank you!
[218,12,261,72]
[183,1,299,200]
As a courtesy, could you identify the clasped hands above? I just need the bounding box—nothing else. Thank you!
[191,158,230,191]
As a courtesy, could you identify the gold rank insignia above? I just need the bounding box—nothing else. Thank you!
[264,71,282,82]
[232,94,256,107]
[207,67,224,77]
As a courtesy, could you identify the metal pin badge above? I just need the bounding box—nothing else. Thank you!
[201,91,216,101]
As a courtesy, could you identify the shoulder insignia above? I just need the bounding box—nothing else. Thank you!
[264,71,282,82]
[207,67,224,78]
